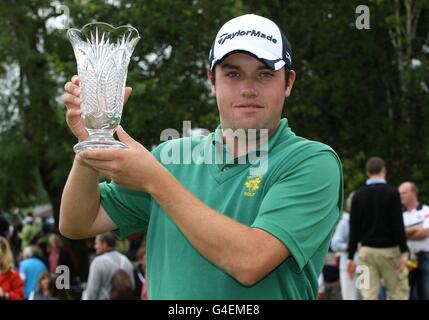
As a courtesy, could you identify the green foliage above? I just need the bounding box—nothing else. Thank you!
[1,0,429,221]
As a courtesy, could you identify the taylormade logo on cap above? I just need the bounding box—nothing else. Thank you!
[209,14,292,71]
[218,29,278,45]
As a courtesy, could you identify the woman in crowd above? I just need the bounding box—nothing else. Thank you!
[0,236,24,300]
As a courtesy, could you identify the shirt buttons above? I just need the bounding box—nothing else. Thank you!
[222,166,230,172]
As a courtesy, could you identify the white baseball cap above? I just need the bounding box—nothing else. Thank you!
[209,14,292,71]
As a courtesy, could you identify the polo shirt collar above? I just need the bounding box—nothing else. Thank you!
[211,118,290,169]
[403,202,424,213]
[366,178,386,185]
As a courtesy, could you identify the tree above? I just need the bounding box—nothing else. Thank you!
[0,1,76,222]
[1,0,429,223]
[242,0,429,199]
[0,0,238,224]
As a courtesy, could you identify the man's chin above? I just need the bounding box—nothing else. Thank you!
[223,119,279,139]
[222,124,271,138]
[225,119,265,131]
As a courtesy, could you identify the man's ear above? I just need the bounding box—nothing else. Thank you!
[207,70,216,96]
[285,70,296,98]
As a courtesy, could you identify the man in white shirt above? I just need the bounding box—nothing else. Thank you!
[83,232,134,300]
[399,182,429,300]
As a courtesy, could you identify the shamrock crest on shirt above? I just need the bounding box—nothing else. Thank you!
[244,175,262,197]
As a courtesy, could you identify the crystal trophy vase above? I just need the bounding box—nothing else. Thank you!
[67,22,140,153]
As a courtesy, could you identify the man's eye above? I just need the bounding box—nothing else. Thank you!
[226,71,239,78]
[260,71,274,78]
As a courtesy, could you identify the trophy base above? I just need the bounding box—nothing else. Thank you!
[73,131,128,154]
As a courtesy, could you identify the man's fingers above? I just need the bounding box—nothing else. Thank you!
[66,109,82,118]
[63,93,82,108]
[64,81,80,95]
[63,78,81,110]
[75,156,111,176]
[71,75,80,85]
[124,87,132,104]
[116,125,141,148]
[79,149,123,161]
[79,158,114,171]
[396,260,405,271]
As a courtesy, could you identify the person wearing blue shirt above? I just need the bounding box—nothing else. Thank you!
[19,246,47,299]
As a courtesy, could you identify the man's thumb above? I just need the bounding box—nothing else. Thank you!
[116,126,139,147]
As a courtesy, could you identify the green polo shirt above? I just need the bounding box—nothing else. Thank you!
[99,118,343,299]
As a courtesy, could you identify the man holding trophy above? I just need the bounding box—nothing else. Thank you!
[60,14,343,299]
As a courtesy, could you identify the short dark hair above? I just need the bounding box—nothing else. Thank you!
[99,232,116,248]
[365,157,386,175]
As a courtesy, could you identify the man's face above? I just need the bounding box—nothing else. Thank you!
[94,236,105,255]
[209,52,295,135]
[399,183,416,207]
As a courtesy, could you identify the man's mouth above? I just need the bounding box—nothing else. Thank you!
[234,103,264,110]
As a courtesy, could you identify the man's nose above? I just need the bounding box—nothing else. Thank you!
[240,78,258,98]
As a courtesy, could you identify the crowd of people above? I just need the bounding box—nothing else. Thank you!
[0,214,147,300]
[1,157,428,300]
[320,157,429,300]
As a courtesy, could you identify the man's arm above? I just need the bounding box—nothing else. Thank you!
[59,158,116,239]
[407,226,429,240]
[79,138,289,286]
[59,75,131,239]
[78,129,340,286]
[406,226,417,237]
[149,168,289,286]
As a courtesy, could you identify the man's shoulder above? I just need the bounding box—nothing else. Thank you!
[353,185,372,199]
[90,253,111,271]
[382,183,400,195]
[274,134,339,163]
[272,135,341,174]
[355,183,398,197]
[267,136,343,208]
[91,253,109,266]
[277,133,329,149]
[419,204,429,218]
[421,204,429,211]
[93,251,131,265]
[115,250,133,263]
